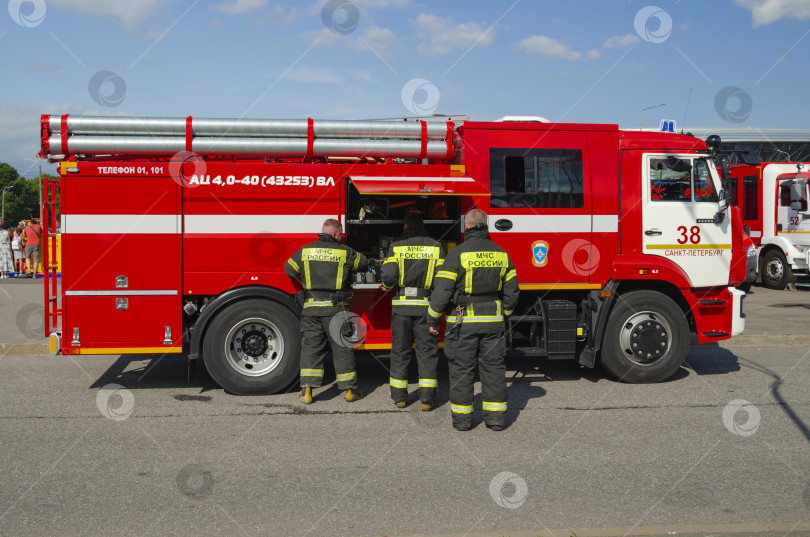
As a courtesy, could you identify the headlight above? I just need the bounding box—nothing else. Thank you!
[747,245,756,257]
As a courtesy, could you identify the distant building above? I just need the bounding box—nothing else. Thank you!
[680,128,810,163]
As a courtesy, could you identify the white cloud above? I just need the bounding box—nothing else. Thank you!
[585,48,601,59]
[212,0,269,15]
[517,35,586,61]
[49,0,159,30]
[0,105,136,177]
[302,25,397,57]
[735,0,810,26]
[286,67,344,84]
[413,13,493,57]
[602,34,640,49]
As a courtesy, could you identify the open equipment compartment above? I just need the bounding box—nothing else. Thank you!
[343,173,491,270]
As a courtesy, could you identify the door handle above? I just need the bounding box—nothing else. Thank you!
[645,229,662,236]
[494,219,513,231]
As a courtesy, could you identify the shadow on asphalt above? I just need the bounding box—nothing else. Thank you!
[86,346,741,405]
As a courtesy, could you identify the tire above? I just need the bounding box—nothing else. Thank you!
[761,249,792,290]
[600,290,689,383]
[202,299,300,395]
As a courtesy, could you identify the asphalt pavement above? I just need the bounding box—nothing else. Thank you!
[1,278,809,537]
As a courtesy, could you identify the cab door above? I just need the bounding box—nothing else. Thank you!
[777,174,810,253]
[486,136,595,286]
[642,155,731,287]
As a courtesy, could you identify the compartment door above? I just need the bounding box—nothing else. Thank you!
[62,170,181,352]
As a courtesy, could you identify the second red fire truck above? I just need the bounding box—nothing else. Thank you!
[39,114,749,394]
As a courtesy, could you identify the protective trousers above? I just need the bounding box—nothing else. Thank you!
[444,327,507,428]
[299,315,358,390]
[389,313,439,403]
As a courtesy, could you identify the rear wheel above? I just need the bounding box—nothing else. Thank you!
[761,249,793,290]
[203,299,299,395]
[600,290,689,383]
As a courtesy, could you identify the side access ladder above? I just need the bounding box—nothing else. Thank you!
[42,176,62,353]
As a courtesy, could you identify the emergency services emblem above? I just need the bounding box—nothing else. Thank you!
[531,240,549,267]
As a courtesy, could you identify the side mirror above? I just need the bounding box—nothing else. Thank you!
[718,189,729,210]
[790,181,805,201]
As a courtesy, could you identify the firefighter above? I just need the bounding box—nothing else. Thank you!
[380,213,444,410]
[285,218,368,404]
[427,209,519,431]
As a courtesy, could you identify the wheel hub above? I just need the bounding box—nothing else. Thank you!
[766,259,783,279]
[241,330,268,357]
[619,311,672,366]
[225,318,283,376]
[629,320,668,361]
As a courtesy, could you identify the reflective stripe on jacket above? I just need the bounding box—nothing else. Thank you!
[285,233,368,316]
[427,225,519,332]
[380,230,444,316]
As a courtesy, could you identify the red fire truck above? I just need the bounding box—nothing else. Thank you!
[726,161,810,289]
[38,114,749,394]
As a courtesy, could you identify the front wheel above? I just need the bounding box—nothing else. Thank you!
[761,249,793,290]
[202,299,300,395]
[600,290,689,383]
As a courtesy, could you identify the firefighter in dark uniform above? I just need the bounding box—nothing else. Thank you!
[427,209,519,431]
[380,213,444,411]
[285,219,368,404]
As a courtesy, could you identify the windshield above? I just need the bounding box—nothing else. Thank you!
[649,156,719,202]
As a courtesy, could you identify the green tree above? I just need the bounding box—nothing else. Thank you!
[0,163,54,228]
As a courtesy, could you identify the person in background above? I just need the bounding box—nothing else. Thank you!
[0,223,14,279]
[23,218,42,278]
[11,228,23,275]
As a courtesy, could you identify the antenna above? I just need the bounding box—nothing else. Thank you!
[681,87,692,133]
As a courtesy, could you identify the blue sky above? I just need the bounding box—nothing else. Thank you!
[1,0,809,177]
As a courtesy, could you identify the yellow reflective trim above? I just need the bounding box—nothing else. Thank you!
[504,269,517,282]
[425,258,436,287]
[647,244,731,250]
[389,377,408,388]
[287,258,300,271]
[302,247,347,289]
[436,270,457,280]
[382,257,397,266]
[303,259,312,288]
[461,315,504,323]
[355,343,391,350]
[352,253,361,271]
[482,401,507,411]
[451,403,473,414]
[436,258,444,266]
[392,298,430,306]
[427,306,442,318]
[76,346,182,355]
[303,299,336,308]
[336,371,356,381]
[504,309,514,316]
[301,368,324,376]
[520,283,601,290]
[418,379,438,388]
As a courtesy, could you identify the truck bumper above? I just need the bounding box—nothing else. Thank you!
[730,286,746,336]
